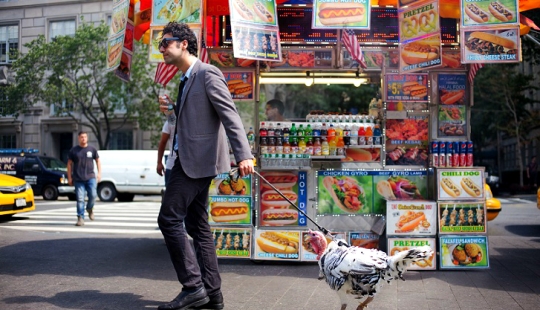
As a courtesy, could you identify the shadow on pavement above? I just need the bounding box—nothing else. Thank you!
[3,290,157,309]
[505,224,540,237]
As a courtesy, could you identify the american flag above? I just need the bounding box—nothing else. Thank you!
[154,62,179,87]
[468,63,484,85]
[342,29,367,69]
[199,38,209,64]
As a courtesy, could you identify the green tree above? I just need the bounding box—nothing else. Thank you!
[4,20,174,149]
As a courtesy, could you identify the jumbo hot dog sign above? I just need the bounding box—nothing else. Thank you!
[386,201,437,236]
[437,168,485,200]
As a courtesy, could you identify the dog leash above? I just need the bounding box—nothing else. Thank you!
[229,168,334,239]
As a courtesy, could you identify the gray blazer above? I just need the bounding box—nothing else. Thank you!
[175,60,253,178]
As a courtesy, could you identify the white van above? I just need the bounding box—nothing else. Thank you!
[96,150,166,202]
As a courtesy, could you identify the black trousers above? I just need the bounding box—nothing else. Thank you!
[158,158,220,295]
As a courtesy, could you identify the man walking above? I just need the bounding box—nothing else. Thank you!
[527,155,538,188]
[156,22,254,310]
[67,131,101,226]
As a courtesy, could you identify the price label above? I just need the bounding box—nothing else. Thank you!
[389,82,402,95]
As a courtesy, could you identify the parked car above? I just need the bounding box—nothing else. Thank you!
[0,149,74,200]
[0,173,35,217]
[485,184,501,221]
[96,150,166,202]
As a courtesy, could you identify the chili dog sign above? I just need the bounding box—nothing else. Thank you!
[386,201,437,236]
[312,0,371,29]
[436,168,485,200]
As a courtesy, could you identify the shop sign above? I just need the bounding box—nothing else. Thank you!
[438,201,487,234]
[385,116,429,167]
[258,171,307,227]
[342,48,384,71]
[386,201,437,236]
[148,27,202,63]
[349,232,379,249]
[254,229,300,261]
[269,49,334,69]
[399,34,443,73]
[151,0,202,26]
[312,0,371,30]
[441,48,466,69]
[439,235,489,269]
[460,0,519,27]
[461,27,520,64]
[437,73,468,138]
[208,173,252,225]
[223,71,254,101]
[387,237,437,270]
[228,0,278,27]
[211,227,252,259]
[231,25,282,62]
[436,168,485,200]
[385,74,429,102]
[301,231,346,261]
[106,33,125,71]
[399,0,440,43]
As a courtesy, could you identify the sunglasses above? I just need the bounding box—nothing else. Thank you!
[159,37,181,49]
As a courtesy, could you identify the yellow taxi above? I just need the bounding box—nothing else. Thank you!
[485,184,501,221]
[0,173,35,216]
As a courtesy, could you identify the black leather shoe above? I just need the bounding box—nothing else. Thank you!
[158,287,209,310]
[191,291,224,310]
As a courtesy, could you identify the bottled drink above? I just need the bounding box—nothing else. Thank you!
[259,122,267,143]
[358,118,366,145]
[306,138,313,155]
[321,123,328,137]
[275,137,283,155]
[327,124,336,142]
[298,124,305,138]
[335,124,343,139]
[321,137,330,156]
[290,123,297,138]
[283,124,290,140]
[305,124,313,139]
[298,137,306,154]
[336,136,345,156]
[267,122,275,137]
[283,138,291,154]
[365,125,373,145]
[314,137,322,156]
[328,137,337,155]
[343,125,351,146]
[268,136,276,154]
[275,123,283,137]
[291,137,299,155]
[373,121,382,145]
[260,137,268,155]
[351,122,358,146]
[312,123,321,137]
[247,127,255,151]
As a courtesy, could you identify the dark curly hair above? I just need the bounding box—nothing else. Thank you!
[162,22,198,56]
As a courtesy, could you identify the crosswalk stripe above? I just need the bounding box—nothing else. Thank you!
[6,220,159,227]
[1,226,160,234]
[15,215,158,221]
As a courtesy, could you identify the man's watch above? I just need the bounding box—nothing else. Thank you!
[167,104,174,111]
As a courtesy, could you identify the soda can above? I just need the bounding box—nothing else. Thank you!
[466,140,474,166]
[439,141,446,167]
[452,142,460,167]
[446,142,453,168]
[431,141,439,167]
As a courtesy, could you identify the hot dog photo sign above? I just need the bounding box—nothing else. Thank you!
[254,230,300,261]
[386,200,437,236]
[436,168,485,200]
[460,0,519,27]
[312,0,371,29]
[208,173,253,225]
[258,171,308,227]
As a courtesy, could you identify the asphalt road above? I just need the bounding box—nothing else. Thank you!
[0,196,539,310]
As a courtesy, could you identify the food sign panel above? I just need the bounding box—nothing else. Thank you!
[385,116,429,167]
[387,237,437,270]
[229,0,278,27]
[349,232,380,249]
[461,0,519,27]
[312,0,371,30]
[223,71,254,101]
[385,74,429,102]
[399,1,440,42]
[440,235,489,269]
[438,74,468,138]
[259,171,308,227]
[373,171,428,214]
[152,0,202,25]
[399,34,442,74]
[254,229,300,261]
[208,173,252,225]
[317,170,373,215]
[212,227,252,259]
[301,231,346,262]
[232,25,282,62]
[386,201,437,236]
[461,27,520,64]
[437,168,485,200]
[439,202,487,234]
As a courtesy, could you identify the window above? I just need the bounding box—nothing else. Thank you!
[0,134,16,148]
[0,24,19,63]
[109,131,133,150]
[49,19,76,40]
[23,158,39,172]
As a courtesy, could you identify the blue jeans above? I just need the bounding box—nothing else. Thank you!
[74,178,97,219]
